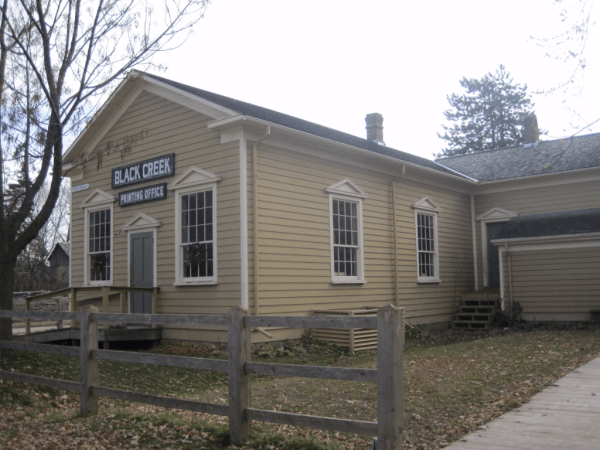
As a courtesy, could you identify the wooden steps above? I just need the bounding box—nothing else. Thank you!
[452,291,499,330]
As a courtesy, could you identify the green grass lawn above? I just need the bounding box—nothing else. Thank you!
[1,326,599,449]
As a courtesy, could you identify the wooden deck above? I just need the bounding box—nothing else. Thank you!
[14,326,161,344]
[447,356,600,450]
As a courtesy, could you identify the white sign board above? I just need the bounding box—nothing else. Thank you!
[72,183,89,193]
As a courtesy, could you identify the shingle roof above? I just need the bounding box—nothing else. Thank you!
[435,133,600,182]
[491,209,600,241]
[142,72,468,180]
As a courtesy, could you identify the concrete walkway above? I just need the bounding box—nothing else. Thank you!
[447,356,600,450]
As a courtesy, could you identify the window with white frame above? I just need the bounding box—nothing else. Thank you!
[168,166,221,286]
[326,178,367,284]
[412,197,441,283]
[89,208,112,282]
[80,189,115,286]
[332,199,359,277]
[181,190,214,279]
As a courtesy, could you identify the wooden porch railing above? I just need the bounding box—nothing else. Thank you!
[24,286,159,334]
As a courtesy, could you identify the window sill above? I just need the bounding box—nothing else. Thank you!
[330,279,367,285]
[173,280,218,286]
[417,279,442,284]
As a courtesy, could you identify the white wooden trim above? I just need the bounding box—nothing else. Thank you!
[413,209,441,283]
[127,228,158,314]
[492,232,600,251]
[325,178,368,199]
[328,190,366,284]
[122,212,161,231]
[172,182,218,286]
[79,189,116,209]
[499,247,505,309]
[69,185,73,288]
[412,196,442,213]
[471,195,479,291]
[239,136,249,309]
[167,166,222,191]
[83,203,114,287]
[478,207,518,287]
[476,207,518,221]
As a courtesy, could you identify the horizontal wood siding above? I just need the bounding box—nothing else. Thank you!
[249,144,474,325]
[474,179,600,290]
[501,247,600,321]
[71,91,241,342]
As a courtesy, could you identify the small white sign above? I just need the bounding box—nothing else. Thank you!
[72,183,90,193]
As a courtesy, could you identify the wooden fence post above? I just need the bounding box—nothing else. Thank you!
[80,305,99,416]
[102,287,109,331]
[56,298,63,330]
[120,292,127,314]
[70,288,78,328]
[228,306,251,445]
[25,298,31,335]
[151,288,158,329]
[377,304,404,450]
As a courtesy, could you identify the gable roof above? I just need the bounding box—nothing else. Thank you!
[491,209,600,241]
[139,72,469,180]
[435,133,600,182]
[46,241,70,261]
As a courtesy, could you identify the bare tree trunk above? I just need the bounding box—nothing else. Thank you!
[0,255,15,341]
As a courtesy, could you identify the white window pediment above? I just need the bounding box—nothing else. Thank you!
[122,212,161,231]
[412,196,442,213]
[167,166,222,191]
[325,178,368,199]
[476,207,518,222]
[79,189,115,209]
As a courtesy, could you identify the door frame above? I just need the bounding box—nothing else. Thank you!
[126,228,157,314]
[476,208,518,287]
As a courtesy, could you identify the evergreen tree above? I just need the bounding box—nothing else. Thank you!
[437,65,537,157]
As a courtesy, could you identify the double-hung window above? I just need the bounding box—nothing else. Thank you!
[181,190,214,279]
[81,189,115,286]
[169,166,221,286]
[412,197,441,283]
[326,179,367,284]
[89,208,112,282]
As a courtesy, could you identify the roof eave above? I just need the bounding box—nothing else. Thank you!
[491,231,600,245]
[208,115,477,185]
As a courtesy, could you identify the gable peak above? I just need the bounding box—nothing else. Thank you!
[80,189,115,208]
[167,166,222,190]
[122,212,161,231]
[412,196,441,212]
[476,207,518,221]
[325,178,368,199]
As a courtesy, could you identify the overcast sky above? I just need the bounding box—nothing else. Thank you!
[150,0,600,161]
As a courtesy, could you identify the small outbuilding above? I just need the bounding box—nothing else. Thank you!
[46,242,70,291]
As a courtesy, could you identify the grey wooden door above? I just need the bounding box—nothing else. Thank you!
[486,222,505,289]
[130,232,154,314]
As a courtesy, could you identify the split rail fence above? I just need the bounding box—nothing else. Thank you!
[0,304,404,449]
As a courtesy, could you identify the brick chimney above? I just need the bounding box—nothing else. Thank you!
[523,113,539,145]
[366,113,385,145]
